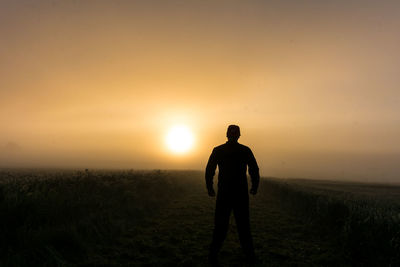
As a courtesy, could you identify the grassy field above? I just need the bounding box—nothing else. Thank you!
[1,169,399,266]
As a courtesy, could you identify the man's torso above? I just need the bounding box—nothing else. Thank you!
[213,141,251,193]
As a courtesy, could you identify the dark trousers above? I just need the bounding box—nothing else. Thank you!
[210,191,255,257]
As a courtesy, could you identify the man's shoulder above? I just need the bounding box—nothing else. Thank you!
[214,142,252,151]
[238,143,251,149]
[238,144,253,154]
[213,144,226,151]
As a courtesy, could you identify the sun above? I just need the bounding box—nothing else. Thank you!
[166,125,194,154]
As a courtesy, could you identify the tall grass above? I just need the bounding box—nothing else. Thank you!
[2,170,400,265]
[0,169,185,266]
[262,178,400,266]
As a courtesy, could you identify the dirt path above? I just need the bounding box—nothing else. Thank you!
[86,180,345,266]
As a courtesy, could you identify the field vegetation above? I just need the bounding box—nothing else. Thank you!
[264,178,400,266]
[1,169,399,266]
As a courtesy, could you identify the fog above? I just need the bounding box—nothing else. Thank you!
[1,0,400,182]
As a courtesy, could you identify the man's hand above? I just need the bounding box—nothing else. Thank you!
[208,188,216,197]
[250,188,257,195]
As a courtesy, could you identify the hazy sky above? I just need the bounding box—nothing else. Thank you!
[1,0,400,181]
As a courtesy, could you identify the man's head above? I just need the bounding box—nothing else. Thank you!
[226,125,240,141]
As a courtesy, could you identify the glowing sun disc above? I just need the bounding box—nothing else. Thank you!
[166,125,194,154]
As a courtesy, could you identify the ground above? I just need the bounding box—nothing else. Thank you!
[8,170,396,266]
[82,175,345,266]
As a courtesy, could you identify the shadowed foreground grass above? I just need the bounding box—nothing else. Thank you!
[2,170,397,266]
[1,169,189,266]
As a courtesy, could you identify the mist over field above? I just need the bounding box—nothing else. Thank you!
[1,0,400,182]
[1,137,400,182]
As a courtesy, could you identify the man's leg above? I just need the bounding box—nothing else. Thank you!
[209,193,231,261]
[233,195,255,261]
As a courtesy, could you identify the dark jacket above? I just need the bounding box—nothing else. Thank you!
[205,140,260,194]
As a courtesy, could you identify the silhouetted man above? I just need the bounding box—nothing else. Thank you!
[206,125,260,264]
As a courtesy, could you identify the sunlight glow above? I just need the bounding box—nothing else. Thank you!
[166,125,194,154]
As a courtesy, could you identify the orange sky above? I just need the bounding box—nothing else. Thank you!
[1,0,400,181]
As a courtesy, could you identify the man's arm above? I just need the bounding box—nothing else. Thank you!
[247,148,260,194]
[205,148,218,196]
